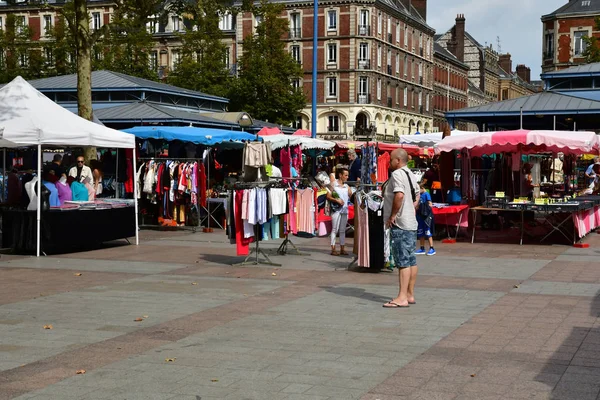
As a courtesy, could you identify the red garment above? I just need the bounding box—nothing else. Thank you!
[199,163,207,208]
[124,149,134,194]
[155,164,164,195]
[280,148,291,178]
[377,152,390,183]
[291,145,302,172]
[235,190,252,256]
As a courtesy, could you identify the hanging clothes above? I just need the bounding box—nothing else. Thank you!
[377,152,390,183]
[280,148,292,178]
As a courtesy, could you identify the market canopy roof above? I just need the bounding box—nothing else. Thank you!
[336,141,433,157]
[398,130,475,147]
[435,129,599,156]
[123,126,259,145]
[257,127,283,136]
[260,134,335,150]
[0,76,135,148]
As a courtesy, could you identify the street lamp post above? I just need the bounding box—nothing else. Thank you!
[311,0,318,139]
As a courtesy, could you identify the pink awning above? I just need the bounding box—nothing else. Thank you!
[257,127,282,136]
[293,129,312,137]
[435,129,599,156]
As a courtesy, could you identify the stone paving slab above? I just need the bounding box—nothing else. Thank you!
[0,257,188,274]
[1,228,600,400]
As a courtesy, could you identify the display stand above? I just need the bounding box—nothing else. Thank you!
[234,224,282,267]
[347,183,379,271]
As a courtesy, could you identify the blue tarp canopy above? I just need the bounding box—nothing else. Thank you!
[123,126,260,145]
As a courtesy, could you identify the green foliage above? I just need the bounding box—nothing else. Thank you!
[167,0,232,97]
[99,0,164,80]
[228,0,305,125]
[0,14,47,82]
[582,17,600,63]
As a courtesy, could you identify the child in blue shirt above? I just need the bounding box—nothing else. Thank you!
[416,184,435,256]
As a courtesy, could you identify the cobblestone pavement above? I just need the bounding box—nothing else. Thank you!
[0,229,599,400]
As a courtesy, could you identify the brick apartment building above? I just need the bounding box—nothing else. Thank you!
[541,0,600,73]
[432,42,468,132]
[0,0,436,142]
[235,0,435,141]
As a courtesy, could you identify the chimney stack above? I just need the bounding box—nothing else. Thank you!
[516,64,531,83]
[412,0,427,20]
[449,14,465,62]
[499,53,512,73]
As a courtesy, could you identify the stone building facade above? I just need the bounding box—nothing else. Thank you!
[541,0,600,73]
[432,42,468,132]
[235,0,435,141]
[0,0,435,142]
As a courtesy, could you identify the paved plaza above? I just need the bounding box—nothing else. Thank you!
[0,229,599,400]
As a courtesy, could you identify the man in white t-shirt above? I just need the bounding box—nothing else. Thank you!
[382,149,420,308]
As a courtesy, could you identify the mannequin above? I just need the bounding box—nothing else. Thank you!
[25,176,50,211]
[25,176,38,211]
[550,153,564,184]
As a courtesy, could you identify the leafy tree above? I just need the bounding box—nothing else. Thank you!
[583,17,600,63]
[228,0,305,125]
[100,0,164,80]
[0,14,45,82]
[167,0,232,97]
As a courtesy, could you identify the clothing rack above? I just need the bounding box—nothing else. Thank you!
[232,182,281,266]
[136,157,202,233]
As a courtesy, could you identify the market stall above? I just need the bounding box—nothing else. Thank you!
[435,129,600,245]
[0,76,138,256]
[123,126,259,230]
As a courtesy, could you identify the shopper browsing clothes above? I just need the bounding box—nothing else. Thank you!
[327,167,353,256]
[415,184,435,256]
[68,156,93,184]
[383,149,420,308]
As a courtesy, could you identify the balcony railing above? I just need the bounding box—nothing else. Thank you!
[387,65,392,75]
[358,59,370,69]
[357,93,371,104]
[289,28,302,39]
[358,25,370,36]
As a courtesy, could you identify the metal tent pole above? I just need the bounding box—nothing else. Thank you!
[311,0,318,139]
[116,149,119,198]
[132,147,139,245]
[36,144,41,257]
[2,148,5,202]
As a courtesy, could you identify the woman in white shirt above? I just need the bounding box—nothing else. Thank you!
[326,167,353,256]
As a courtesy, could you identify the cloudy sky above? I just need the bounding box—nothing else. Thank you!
[427,0,567,80]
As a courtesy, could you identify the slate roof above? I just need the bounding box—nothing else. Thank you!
[95,102,237,127]
[541,62,600,78]
[542,0,600,20]
[433,42,469,69]
[24,70,228,102]
[468,81,485,96]
[447,91,600,116]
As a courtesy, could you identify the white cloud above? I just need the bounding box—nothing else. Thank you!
[427,0,566,80]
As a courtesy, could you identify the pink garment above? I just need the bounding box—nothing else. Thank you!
[288,190,298,234]
[85,182,95,201]
[357,201,370,268]
[297,189,314,234]
[291,145,302,172]
[280,148,292,178]
[55,181,72,205]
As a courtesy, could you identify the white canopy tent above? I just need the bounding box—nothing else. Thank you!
[0,76,138,256]
[260,134,335,150]
[398,130,476,147]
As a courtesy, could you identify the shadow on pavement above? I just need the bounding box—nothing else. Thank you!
[321,286,391,304]
[537,290,600,399]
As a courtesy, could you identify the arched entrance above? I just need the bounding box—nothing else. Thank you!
[356,112,368,129]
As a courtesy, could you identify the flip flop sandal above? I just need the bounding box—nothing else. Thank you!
[383,302,409,308]
[331,251,340,256]
[408,301,416,305]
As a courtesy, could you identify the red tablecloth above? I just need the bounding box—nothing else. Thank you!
[317,205,355,223]
[432,205,469,228]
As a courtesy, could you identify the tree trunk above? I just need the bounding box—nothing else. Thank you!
[75,0,96,160]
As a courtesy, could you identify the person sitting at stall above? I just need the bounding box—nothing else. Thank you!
[68,156,93,184]
[326,167,353,256]
[347,149,361,183]
[90,160,104,198]
[521,163,534,199]
[585,156,600,186]
[45,154,65,178]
